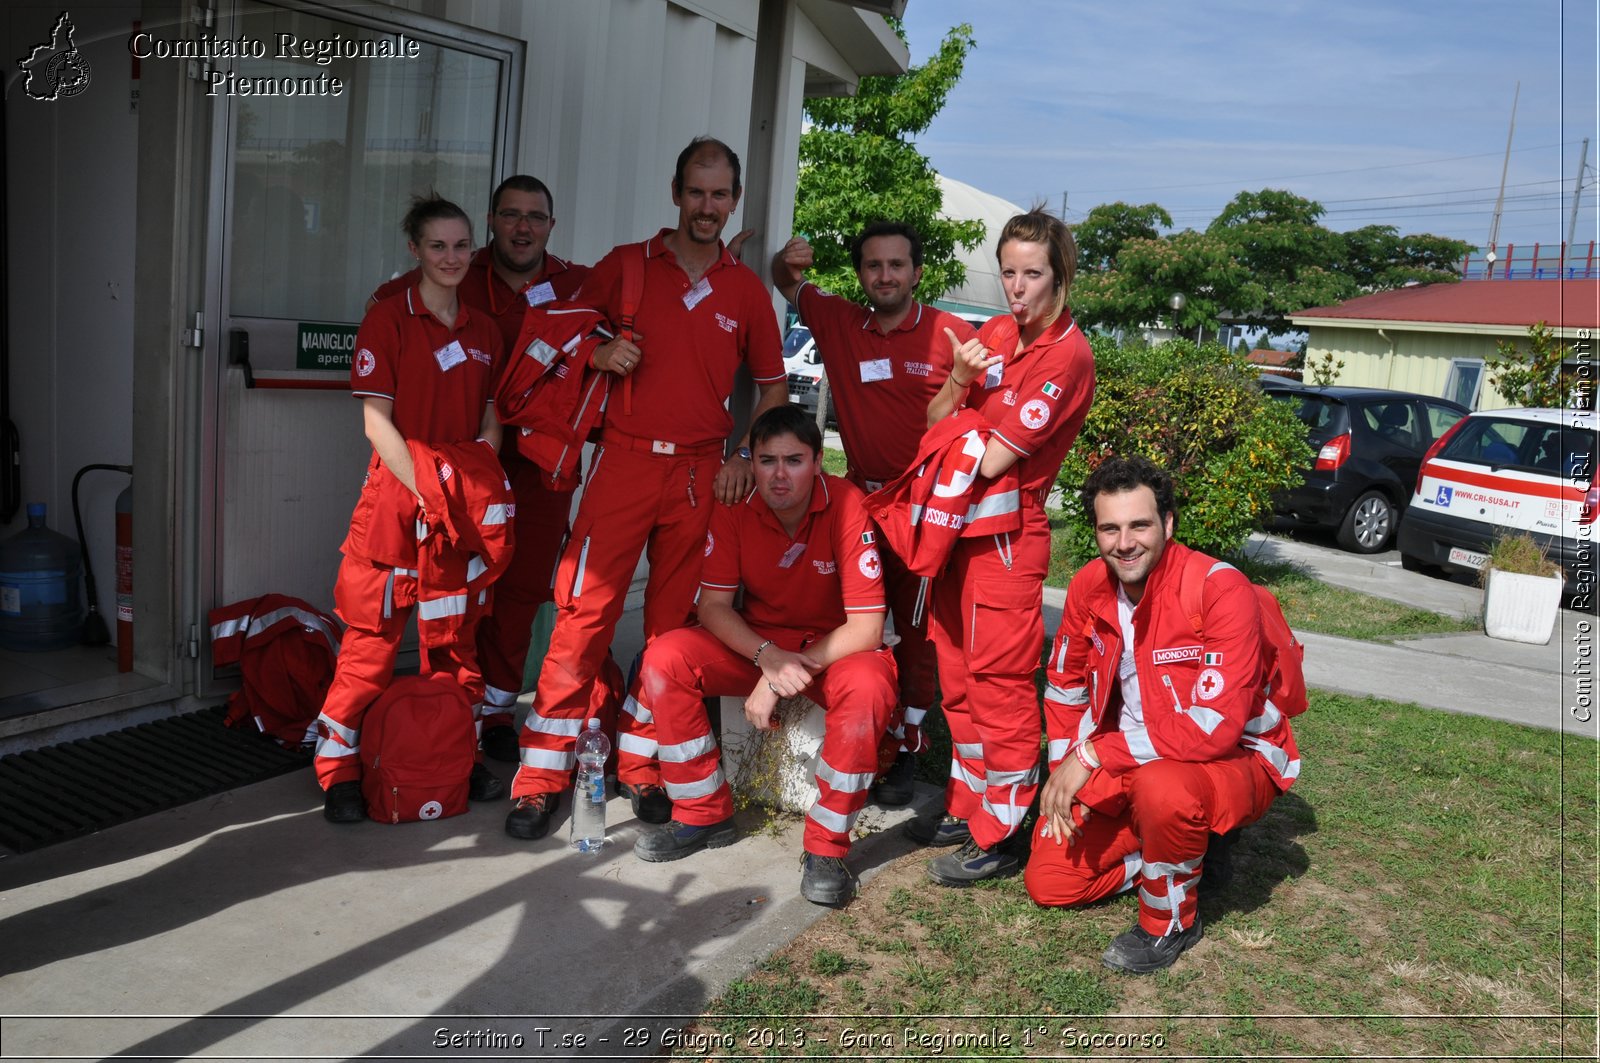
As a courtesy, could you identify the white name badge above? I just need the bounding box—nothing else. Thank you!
[778,541,807,568]
[434,340,467,372]
[683,277,713,310]
[860,358,893,383]
[983,361,1004,389]
[525,281,557,307]
[1119,649,1137,681]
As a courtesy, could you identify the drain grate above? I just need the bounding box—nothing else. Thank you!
[0,705,310,853]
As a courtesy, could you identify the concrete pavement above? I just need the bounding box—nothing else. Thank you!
[1,533,1593,1060]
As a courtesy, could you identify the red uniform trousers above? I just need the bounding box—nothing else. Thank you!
[1023,752,1279,935]
[313,556,485,789]
[638,625,896,857]
[930,505,1050,850]
[475,450,575,733]
[511,439,719,798]
[878,537,938,758]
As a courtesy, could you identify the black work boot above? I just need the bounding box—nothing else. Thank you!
[871,751,917,806]
[504,792,559,840]
[904,810,971,847]
[323,780,366,824]
[633,818,737,862]
[926,837,1020,886]
[1101,919,1204,974]
[468,762,505,801]
[618,781,673,824]
[799,852,857,906]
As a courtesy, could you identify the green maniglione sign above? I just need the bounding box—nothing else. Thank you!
[296,322,358,370]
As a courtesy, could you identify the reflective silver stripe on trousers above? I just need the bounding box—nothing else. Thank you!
[1243,735,1293,778]
[807,802,855,834]
[1143,854,1203,878]
[658,734,719,763]
[617,732,657,757]
[522,711,583,738]
[949,760,986,793]
[418,594,467,621]
[1118,851,1143,893]
[482,683,519,710]
[571,536,591,598]
[1184,704,1225,735]
[520,746,574,771]
[954,741,984,760]
[312,714,360,760]
[1044,682,1087,705]
[620,694,653,724]
[902,705,928,725]
[665,768,725,801]
[815,756,873,794]
[1053,637,1070,674]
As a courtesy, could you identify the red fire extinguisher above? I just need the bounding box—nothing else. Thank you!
[116,483,133,672]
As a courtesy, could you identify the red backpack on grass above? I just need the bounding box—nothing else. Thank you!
[359,673,476,823]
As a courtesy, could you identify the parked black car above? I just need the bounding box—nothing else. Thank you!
[1261,382,1470,553]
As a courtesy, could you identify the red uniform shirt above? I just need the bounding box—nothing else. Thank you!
[795,282,976,484]
[700,473,885,636]
[372,248,589,354]
[350,285,503,443]
[579,229,785,447]
[962,313,1096,495]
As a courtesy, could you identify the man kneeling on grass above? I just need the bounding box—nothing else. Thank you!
[630,404,897,906]
[1026,456,1301,973]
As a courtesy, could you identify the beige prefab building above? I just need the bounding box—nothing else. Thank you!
[1290,279,1600,411]
[0,0,909,747]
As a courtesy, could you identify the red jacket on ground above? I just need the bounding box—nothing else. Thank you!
[209,594,341,747]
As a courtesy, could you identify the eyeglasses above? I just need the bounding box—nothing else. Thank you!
[495,209,551,226]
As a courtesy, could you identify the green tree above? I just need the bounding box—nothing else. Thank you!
[1056,338,1312,564]
[1487,322,1580,407]
[794,22,985,304]
[1073,201,1173,272]
[1071,230,1250,336]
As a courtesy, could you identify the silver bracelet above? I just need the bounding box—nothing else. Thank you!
[753,639,774,666]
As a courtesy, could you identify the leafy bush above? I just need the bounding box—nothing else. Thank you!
[1056,337,1313,566]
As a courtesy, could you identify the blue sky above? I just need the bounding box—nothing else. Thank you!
[901,1,1599,261]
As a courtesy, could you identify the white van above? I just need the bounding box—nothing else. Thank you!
[1397,406,1597,605]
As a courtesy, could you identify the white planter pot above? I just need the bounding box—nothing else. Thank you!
[1483,567,1564,645]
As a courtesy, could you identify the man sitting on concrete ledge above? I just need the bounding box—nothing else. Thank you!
[1027,455,1301,973]
[629,404,897,906]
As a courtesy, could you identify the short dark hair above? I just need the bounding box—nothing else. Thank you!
[851,221,924,271]
[490,174,554,216]
[750,404,822,457]
[1079,456,1177,526]
[401,192,472,245]
[673,136,742,195]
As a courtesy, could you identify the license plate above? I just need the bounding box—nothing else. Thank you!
[1448,546,1489,570]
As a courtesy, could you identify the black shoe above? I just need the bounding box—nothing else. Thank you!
[469,762,505,802]
[618,781,673,824]
[1200,829,1239,892]
[482,724,520,764]
[800,852,857,906]
[871,751,917,807]
[1101,919,1204,974]
[633,818,737,863]
[904,811,971,847]
[505,792,559,840]
[323,781,366,824]
[926,836,1019,886]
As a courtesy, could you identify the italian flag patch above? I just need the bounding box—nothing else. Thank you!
[1041,381,1062,398]
[862,531,875,545]
[1203,651,1224,665]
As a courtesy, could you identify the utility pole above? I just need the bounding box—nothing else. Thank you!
[1060,191,1068,220]
[1485,81,1519,278]
[1566,137,1592,269]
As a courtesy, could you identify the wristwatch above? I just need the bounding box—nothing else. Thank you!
[734,446,751,461]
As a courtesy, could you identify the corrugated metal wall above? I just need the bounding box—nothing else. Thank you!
[1306,325,1509,406]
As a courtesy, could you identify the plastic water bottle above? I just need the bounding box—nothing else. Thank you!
[0,503,84,652]
[570,718,611,852]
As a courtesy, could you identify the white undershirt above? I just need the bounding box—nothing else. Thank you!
[1116,583,1145,734]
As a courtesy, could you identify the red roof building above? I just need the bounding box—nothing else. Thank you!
[1289,280,1599,410]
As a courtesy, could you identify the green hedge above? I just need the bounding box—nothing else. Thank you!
[1056,337,1312,566]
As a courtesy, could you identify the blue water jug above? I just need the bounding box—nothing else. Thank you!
[0,503,84,651]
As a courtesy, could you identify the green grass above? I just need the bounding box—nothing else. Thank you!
[689,691,1599,1060]
[821,446,848,478]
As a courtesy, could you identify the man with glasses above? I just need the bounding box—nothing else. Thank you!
[369,175,590,781]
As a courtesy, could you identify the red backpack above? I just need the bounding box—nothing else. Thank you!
[1177,562,1308,717]
[496,245,644,490]
[359,673,476,823]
